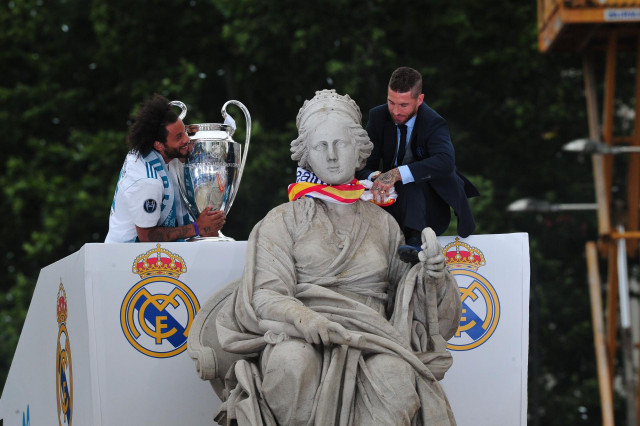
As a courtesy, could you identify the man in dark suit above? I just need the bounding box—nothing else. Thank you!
[356,67,479,262]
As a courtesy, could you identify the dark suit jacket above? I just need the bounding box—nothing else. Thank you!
[356,103,479,237]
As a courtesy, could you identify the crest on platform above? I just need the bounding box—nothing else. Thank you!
[444,238,501,351]
[56,281,73,426]
[121,244,200,358]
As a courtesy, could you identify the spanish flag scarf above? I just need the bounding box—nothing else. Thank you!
[288,168,396,206]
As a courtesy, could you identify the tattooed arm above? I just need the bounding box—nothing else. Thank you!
[136,207,225,242]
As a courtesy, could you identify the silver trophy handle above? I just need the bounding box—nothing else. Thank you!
[169,100,188,120]
[221,100,251,215]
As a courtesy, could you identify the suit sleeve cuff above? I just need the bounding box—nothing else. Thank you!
[398,165,414,184]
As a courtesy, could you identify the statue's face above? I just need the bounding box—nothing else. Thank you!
[306,116,357,185]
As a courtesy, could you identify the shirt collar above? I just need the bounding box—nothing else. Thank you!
[405,114,417,131]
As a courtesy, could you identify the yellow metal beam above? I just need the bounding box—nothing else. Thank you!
[626,34,640,256]
[611,230,640,239]
[603,32,617,198]
[583,55,612,238]
[586,241,615,426]
[538,2,640,51]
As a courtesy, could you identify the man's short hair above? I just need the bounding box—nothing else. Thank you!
[388,67,422,99]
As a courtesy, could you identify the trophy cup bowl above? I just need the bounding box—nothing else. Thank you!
[172,100,251,241]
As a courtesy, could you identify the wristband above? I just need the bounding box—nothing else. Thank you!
[192,222,200,237]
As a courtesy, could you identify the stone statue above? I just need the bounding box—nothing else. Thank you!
[188,89,462,425]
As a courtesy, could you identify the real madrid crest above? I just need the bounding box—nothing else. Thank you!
[120,244,200,358]
[56,281,72,426]
[444,238,501,351]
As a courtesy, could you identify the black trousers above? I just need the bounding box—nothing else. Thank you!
[383,181,450,236]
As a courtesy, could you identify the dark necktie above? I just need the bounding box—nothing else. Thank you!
[396,124,407,166]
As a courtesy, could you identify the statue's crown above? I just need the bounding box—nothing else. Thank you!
[57,281,67,324]
[132,244,187,279]
[443,238,486,271]
[296,89,362,128]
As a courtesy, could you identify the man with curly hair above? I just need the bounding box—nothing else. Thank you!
[105,94,225,242]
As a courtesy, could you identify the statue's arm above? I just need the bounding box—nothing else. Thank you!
[249,206,351,346]
[434,273,462,341]
[418,229,462,341]
[255,291,352,345]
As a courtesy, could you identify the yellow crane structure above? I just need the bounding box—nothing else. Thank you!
[538,1,640,424]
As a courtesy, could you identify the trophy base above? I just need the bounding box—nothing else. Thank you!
[187,231,235,242]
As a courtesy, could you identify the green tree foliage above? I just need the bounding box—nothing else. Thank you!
[0,0,623,423]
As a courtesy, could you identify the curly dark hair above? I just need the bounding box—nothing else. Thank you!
[388,67,422,99]
[127,94,179,155]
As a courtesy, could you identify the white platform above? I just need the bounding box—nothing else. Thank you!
[0,234,529,425]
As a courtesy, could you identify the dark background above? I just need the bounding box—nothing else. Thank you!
[1,1,631,423]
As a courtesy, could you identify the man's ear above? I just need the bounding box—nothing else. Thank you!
[153,140,164,153]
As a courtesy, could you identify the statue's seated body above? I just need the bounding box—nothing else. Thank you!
[188,90,462,425]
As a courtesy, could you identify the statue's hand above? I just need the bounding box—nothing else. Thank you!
[419,251,446,278]
[418,228,447,279]
[293,311,352,346]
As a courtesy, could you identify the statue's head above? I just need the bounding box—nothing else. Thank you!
[291,90,373,184]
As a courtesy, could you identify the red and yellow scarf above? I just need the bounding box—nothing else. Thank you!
[288,168,395,206]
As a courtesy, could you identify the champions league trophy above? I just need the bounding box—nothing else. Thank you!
[169,100,251,241]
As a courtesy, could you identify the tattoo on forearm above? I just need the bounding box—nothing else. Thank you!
[200,225,218,236]
[147,225,194,242]
[142,216,223,242]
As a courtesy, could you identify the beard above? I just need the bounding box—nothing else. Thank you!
[164,145,189,159]
[392,107,419,125]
